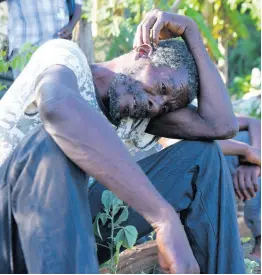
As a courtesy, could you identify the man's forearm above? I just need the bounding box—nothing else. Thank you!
[237,115,261,149]
[69,4,82,28]
[217,139,248,156]
[183,26,238,136]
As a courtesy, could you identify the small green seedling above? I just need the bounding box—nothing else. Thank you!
[94,190,138,273]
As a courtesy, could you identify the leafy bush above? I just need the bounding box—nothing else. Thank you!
[0,43,37,92]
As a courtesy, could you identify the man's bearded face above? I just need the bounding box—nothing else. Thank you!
[107,64,189,123]
[107,73,149,122]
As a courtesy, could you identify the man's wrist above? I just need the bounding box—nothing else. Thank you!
[150,204,180,230]
[183,23,206,54]
[68,21,75,29]
[242,143,251,157]
[183,20,200,41]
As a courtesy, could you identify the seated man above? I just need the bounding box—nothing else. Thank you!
[161,114,261,261]
[0,10,245,273]
[221,115,261,260]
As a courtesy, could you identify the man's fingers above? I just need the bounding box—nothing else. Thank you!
[133,9,161,48]
[170,262,200,274]
[158,252,170,273]
[152,18,165,45]
[238,171,251,200]
[133,24,143,48]
[58,30,67,38]
[233,173,243,200]
[61,30,72,39]
[142,15,158,45]
[251,171,259,192]
[133,10,153,48]
[244,175,256,198]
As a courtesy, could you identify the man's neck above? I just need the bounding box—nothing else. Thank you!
[90,62,119,125]
[90,52,135,124]
[90,51,134,102]
[90,62,115,101]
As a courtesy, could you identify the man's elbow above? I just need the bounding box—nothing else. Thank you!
[37,83,66,126]
[213,117,239,139]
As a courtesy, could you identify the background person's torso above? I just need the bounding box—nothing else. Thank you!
[7,0,70,55]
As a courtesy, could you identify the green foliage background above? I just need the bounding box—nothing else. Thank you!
[0,0,261,107]
[82,0,261,101]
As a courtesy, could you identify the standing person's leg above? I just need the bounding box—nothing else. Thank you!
[0,126,99,273]
[225,131,261,258]
[89,140,245,274]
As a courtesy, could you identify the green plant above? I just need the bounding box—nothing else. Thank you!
[0,43,37,73]
[0,83,6,92]
[0,43,37,92]
[244,258,259,274]
[229,74,252,98]
[94,190,138,273]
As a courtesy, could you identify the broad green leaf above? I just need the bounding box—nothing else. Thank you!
[100,213,108,225]
[112,205,121,216]
[114,225,138,249]
[101,190,123,215]
[101,190,114,212]
[113,197,123,206]
[115,207,129,226]
[112,197,123,215]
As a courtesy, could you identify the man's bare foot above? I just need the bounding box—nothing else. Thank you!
[251,236,261,260]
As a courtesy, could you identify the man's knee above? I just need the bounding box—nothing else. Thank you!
[165,140,225,180]
[233,130,250,145]
[169,140,221,159]
[15,125,66,166]
[6,125,73,186]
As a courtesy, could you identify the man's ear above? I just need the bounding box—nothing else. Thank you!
[134,44,154,60]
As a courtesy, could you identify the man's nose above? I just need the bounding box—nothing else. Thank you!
[147,95,164,116]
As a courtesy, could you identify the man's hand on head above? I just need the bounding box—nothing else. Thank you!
[139,9,238,141]
[133,9,197,48]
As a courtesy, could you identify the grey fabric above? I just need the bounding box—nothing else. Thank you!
[0,126,245,273]
[225,131,261,237]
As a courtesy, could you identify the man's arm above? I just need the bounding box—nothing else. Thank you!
[69,4,82,30]
[35,65,199,274]
[217,139,261,166]
[236,114,261,149]
[58,4,82,39]
[141,11,238,140]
